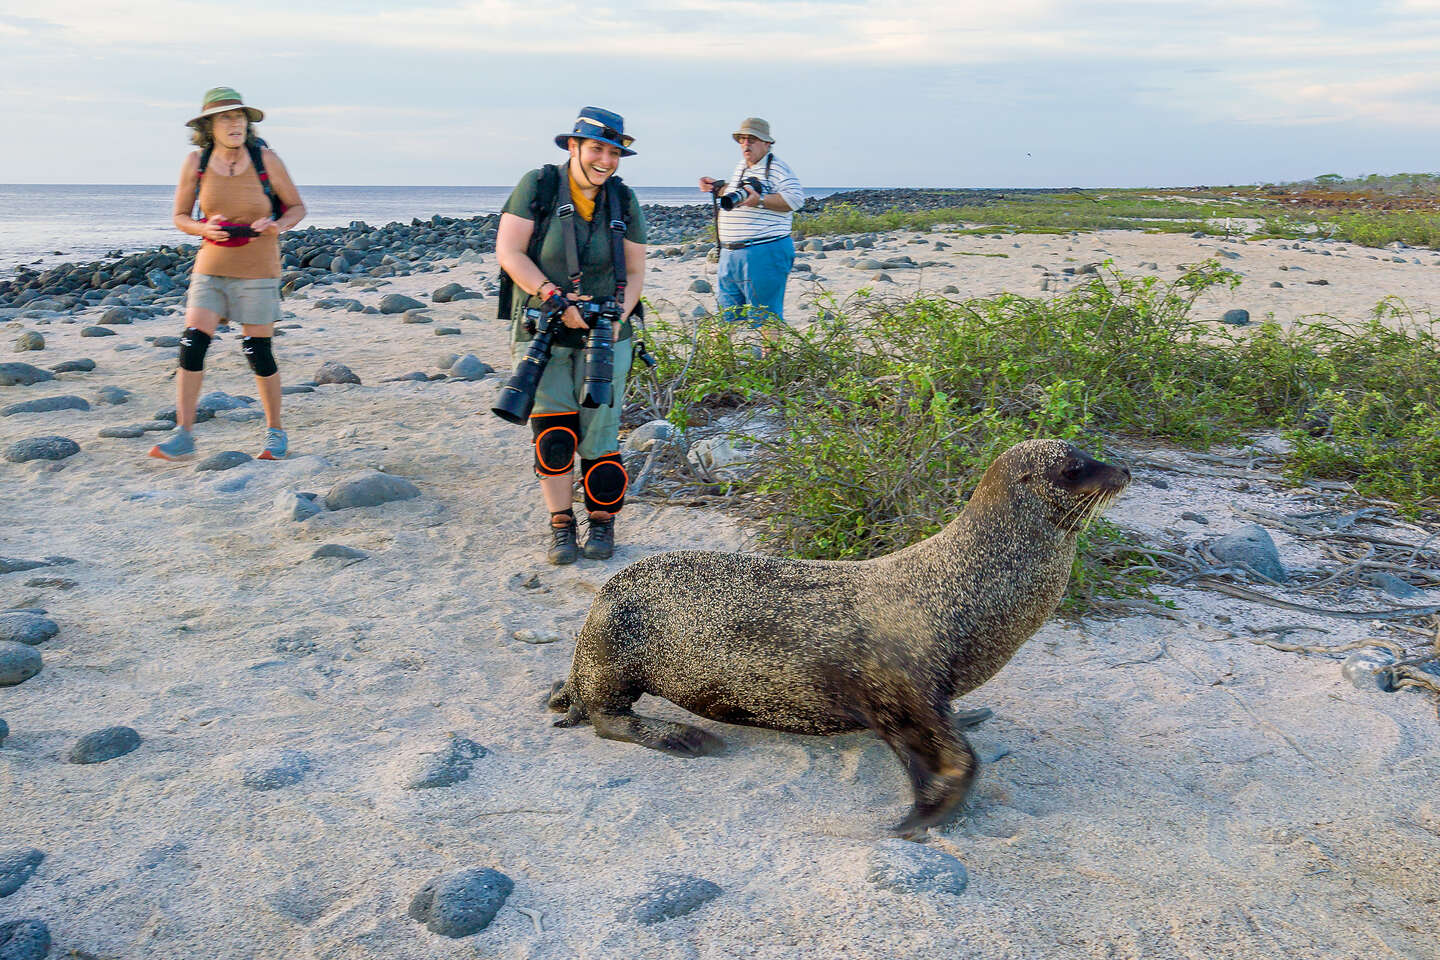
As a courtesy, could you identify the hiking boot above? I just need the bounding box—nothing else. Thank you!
[582,515,615,560]
[148,427,196,461]
[547,516,579,565]
[257,427,288,461]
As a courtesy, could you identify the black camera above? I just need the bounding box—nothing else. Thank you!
[711,176,766,211]
[491,292,569,424]
[220,223,260,239]
[574,300,620,409]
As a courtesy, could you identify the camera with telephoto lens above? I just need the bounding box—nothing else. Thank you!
[711,176,766,211]
[574,299,620,409]
[490,292,569,424]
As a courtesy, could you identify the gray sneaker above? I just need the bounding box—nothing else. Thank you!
[257,428,288,461]
[148,427,195,461]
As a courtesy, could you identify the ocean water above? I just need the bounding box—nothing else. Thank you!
[0,184,848,274]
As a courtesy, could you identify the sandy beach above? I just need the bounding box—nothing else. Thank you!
[2,226,1439,959]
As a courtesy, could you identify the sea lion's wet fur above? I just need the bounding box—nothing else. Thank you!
[547,439,1129,833]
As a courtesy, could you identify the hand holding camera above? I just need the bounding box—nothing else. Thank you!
[710,176,767,211]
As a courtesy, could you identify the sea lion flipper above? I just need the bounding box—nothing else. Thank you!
[591,712,724,758]
[874,714,979,836]
[544,679,570,712]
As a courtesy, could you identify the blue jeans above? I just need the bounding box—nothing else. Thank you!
[717,236,795,327]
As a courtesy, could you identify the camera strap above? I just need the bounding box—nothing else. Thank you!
[606,176,647,343]
[556,201,583,291]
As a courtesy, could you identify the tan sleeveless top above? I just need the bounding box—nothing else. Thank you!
[193,164,282,279]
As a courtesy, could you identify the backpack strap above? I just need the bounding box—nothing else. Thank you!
[192,146,214,220]
[247,141,286,220]
[529,164,561,258]
[497,164,562,321]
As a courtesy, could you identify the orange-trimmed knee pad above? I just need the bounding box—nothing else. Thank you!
[582,454,627,513]
[531,412,579,476]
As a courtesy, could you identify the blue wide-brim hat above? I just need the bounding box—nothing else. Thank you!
[555,106,636,157]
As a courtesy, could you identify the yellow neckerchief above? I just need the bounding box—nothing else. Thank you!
[568,171,597,222]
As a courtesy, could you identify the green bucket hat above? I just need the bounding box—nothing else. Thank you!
[187,87,264,128]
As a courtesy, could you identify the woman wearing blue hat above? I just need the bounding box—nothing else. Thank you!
[496,107,648,564]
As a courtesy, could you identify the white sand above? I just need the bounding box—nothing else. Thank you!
[2,228,1438,959]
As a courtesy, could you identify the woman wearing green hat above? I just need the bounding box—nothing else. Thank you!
[495,107,648,564]
[151,86,306,462]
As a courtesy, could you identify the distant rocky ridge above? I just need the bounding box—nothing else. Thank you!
[0,188,1044,309]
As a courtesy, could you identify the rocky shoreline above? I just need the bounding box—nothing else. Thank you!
[0,188,1020,312]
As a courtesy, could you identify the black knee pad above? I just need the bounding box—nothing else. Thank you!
[242,335,278,377]
[531,412,580,476]
[582,454,627,513]
[177,328,212,372]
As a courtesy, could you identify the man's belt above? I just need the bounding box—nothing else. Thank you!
[720,234,790,251]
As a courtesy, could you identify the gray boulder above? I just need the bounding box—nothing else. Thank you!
[311,544,368,561]
[233,748,311,790]
[0,363,54,387]
[625,874,723,925]
[1211,524,1286,582]
[68,725,141,764]
[1222,308,1251,326]
[51,358,96,373]
[866,839,968,895]
[431,283,470,303]
[0,613,58,646]
[196,451,253,472]
[379,293,424,314]
[0,849,43,897]
[1368,571,1421,599]
[0,643,42,686]
[1,395,89,417]
[314,361,361,386]
[99,307,133,325]
[98,425,145,438]
[0,919,49,960]
[402,737,487,790]
[324,471,420,511]
[80,326,117,337]
[688,279,713,293]
[315,298,364,311]
[274,490,322,522]
[5,436,79,463]
[13,332,43,352]
[96,385,131,405]
[449,354,492,381]
[197,391,251,412]
[624,419,680,453]
[408,868,513,938]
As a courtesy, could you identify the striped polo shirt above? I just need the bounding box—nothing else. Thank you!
[717,151,805,244]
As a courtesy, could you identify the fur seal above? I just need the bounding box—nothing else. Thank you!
[546,438,1130,834]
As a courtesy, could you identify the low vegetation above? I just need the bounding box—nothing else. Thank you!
[795,178,1440,251]
[635,265,1440,608]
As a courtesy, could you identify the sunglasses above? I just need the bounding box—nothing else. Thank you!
[572,118,634,148]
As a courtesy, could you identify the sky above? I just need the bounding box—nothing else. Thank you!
[2,0,1438,188]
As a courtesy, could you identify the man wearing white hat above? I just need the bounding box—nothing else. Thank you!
[697,118,804,341]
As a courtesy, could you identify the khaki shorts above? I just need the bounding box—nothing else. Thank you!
[186,274,281,328]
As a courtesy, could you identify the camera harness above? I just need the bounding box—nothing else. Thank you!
[497,162,652,361]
